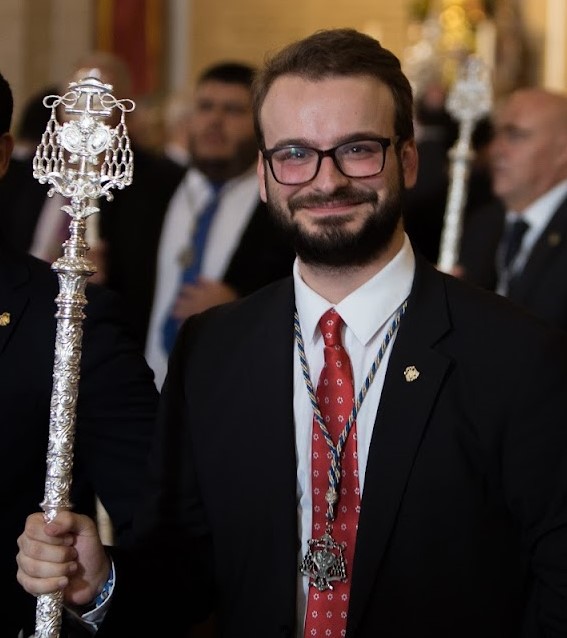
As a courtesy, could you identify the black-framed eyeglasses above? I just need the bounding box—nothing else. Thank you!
[261,137,397,185]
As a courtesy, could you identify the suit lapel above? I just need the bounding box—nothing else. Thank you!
[347,260,453,634]
[508,196,567,301]
[245,279,299,629]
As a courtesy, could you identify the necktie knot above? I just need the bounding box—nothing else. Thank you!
[503,217,529,267]
[319,308,344,348]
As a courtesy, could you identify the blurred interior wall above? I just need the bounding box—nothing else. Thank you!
[0,0,94,130]
[0,0,565,135]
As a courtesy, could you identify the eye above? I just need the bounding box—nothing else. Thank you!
[274,147,312,162]
[340,141,379,157]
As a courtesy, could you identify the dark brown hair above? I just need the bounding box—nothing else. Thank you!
[198,61,257,89]
[252,28,414,148]
[0,71,13,135]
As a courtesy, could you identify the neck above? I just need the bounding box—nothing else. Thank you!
[297,231,405,304]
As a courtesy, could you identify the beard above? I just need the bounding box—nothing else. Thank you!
[266,178,403,268]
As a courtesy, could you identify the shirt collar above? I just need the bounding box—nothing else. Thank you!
[294,233,415,346]
[187,163,257,196]
[507,179,567,233]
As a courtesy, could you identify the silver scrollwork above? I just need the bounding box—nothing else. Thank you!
[300,533,347,591]
[33,75,135,638]
[437,55,492,272]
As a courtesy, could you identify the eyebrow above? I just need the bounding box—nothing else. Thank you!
[494,123,535,141]
[267,132,389,149]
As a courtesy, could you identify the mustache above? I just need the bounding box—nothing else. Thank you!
[288,186,378,214]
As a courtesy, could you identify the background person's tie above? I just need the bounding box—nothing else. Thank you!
[161,181,224,353]
[502,217,529,268]
[304,308,359,638]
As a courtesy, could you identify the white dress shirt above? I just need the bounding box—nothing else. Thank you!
[293,234,416,633]
[145,164,261,389]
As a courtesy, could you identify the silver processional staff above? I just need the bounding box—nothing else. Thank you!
[32,73,135,638]
[436,55,492,273]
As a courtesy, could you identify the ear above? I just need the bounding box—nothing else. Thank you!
[0,132,13,179]
[257,150,267,203]
[400,139,418,189]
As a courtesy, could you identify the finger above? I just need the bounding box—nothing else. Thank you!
[16,550,77,595]
[21,514,74,547]
[17,569,70,596]
[18,532,78,565]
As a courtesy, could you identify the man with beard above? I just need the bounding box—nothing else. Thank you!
[145,61,294,388]
[16,29,567,638]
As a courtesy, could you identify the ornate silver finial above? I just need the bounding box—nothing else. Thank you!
[33,77,135,638]
[445,55,492,125]
[437,55,492,272]
[33,76,134,213]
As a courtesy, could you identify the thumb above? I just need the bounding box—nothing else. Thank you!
[44,511,99,540]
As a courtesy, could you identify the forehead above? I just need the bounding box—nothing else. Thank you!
[260,75,395,146]
[194,80,251,104]
[495,92,555,133]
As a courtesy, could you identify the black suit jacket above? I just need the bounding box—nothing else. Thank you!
[459,194,567,332]
[0,243,159,637]
[0,148,185,346]
[97,256,567,637]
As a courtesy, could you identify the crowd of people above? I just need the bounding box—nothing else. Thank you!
[1,24,567,638]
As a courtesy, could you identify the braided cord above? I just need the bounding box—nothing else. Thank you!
[295,299,408,522]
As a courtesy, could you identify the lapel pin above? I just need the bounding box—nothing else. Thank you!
[0,312,10,326]
[547,232,561,247]
[404,365,420,382]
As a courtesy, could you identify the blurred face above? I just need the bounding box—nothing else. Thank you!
[257,75,417,267]
[489,90,567,212]
[189,80,258,181]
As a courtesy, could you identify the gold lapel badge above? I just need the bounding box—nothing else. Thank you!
[548,232,561,247]
[0,312,10,326]
[404,365,420,382]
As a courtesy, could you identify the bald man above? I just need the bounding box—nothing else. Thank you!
[457,87,567,332]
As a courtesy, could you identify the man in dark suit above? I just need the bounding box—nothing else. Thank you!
[16,30,567,637]
[146,61,295,388]
[457,87,567,332]
[0,71,159,637]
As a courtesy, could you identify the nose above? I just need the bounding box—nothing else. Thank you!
[488,135,505,162]
[311,155,349,191]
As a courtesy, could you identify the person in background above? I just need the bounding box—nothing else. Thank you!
[16,29,567,638]
[403,86,494,264]
[0,84,59,252]
[0,70,160,637]
[161,90,193,167]
[0,52,185,347]
[145,61,294,388]
[457,87,567,332]
[402,86,457,263]
[11,84,61,160]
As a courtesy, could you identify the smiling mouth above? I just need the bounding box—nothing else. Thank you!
[306,202,357,213]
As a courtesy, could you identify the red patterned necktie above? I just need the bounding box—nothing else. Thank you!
[304,308,360,638]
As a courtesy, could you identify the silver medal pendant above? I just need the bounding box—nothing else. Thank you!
[300,532,347,591]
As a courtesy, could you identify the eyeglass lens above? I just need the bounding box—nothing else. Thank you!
[268,139,388,185]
